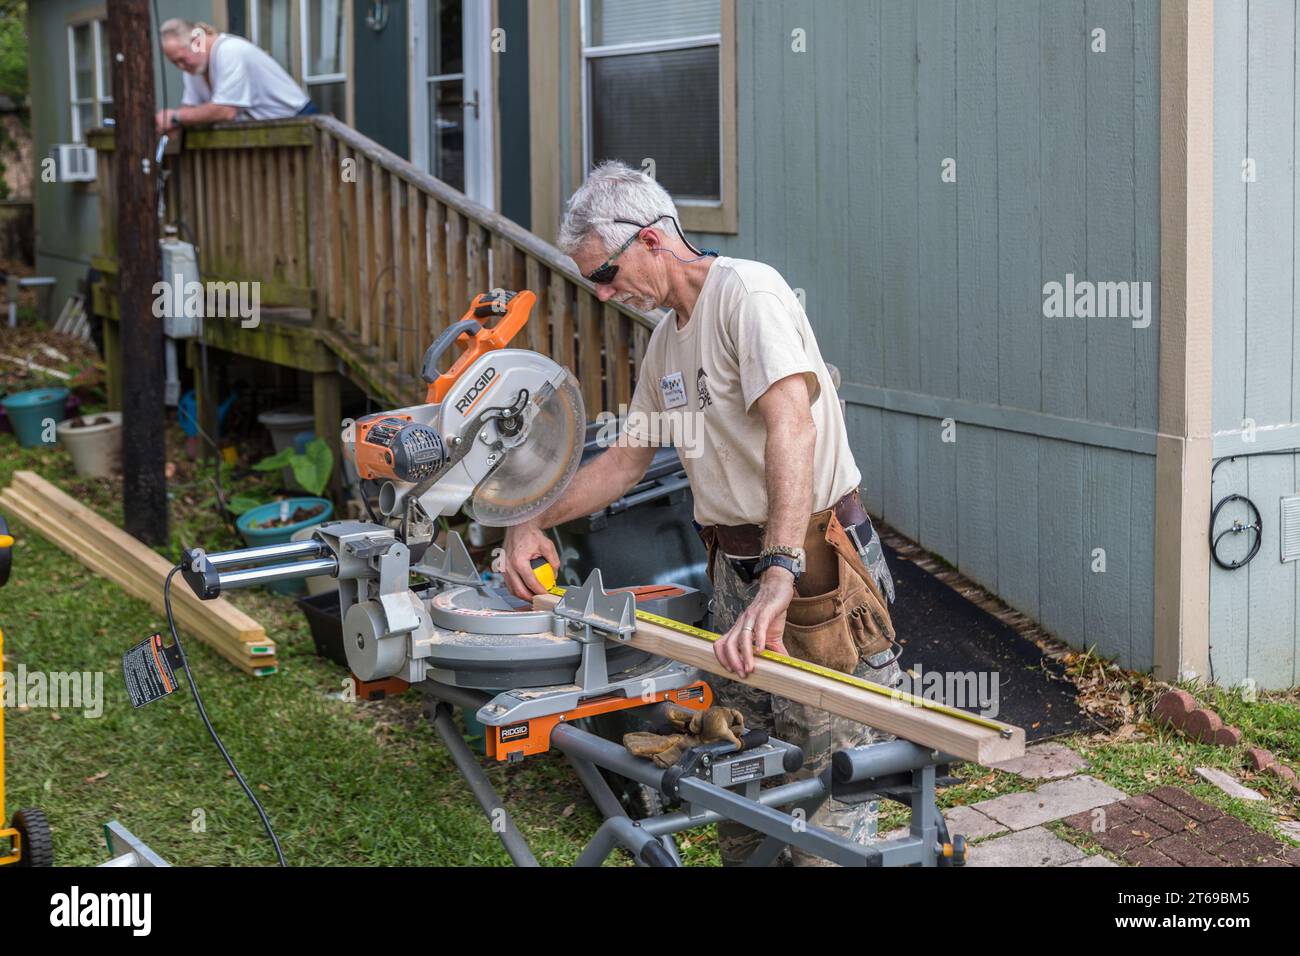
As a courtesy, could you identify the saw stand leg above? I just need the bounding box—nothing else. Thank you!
[423,690,673,866]
[425,700,540,866]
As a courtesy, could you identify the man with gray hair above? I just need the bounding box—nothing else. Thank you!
[154,19,315,134]
[502,160,901,866]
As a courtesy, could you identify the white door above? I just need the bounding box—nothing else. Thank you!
[410,0,495,208]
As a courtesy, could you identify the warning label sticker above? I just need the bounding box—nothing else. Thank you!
[728,757,764,784]
[122,633,181,709]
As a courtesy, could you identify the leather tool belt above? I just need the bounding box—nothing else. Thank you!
[695,489,898,673]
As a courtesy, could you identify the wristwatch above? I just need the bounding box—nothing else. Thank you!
[755,546,805,583]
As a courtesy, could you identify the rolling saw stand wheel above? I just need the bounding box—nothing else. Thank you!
[9,808,54,867]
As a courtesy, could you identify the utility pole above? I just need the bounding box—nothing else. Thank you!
[107,0,168,544]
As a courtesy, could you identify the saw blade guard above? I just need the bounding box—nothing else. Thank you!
[467,365,585,526]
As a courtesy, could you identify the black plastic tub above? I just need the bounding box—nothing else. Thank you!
[296,590,348,667]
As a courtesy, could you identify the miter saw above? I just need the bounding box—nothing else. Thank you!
[179,290,969,867]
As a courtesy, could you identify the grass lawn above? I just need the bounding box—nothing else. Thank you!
[1,342,1296,865]
[0,426,725,866]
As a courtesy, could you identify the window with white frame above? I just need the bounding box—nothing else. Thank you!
[68,18,113,142]
[582,0,721,202]
[248,0,293,73]
[301,0,346,118]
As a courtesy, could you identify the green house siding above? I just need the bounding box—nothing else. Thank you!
[674,0,1162,673]
[28,0,213,304]
[1210,0,1300,690]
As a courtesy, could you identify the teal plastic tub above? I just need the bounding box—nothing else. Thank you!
[235,497,334,595]
[1,387,70,448]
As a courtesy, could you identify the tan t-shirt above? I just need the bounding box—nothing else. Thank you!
[622,257,861,527]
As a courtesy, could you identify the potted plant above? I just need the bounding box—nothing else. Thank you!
[56,412,123,478]
[232,438,336,594]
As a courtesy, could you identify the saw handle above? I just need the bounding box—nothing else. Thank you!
[421,318,483,384]
[426,290,538,403]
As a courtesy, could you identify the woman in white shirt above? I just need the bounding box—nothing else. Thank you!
[154,19,316,134]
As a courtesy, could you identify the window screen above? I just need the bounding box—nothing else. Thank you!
[589,46,720,201]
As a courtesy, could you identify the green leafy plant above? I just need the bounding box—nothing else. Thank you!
[224,438,334,516]
[254,436,334,495]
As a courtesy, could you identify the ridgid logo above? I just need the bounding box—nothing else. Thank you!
[454,367,497,414]
[49,887,152,936]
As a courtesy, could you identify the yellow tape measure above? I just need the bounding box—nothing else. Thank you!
[531,559,1010,737]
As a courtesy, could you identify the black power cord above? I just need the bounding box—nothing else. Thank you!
[1208,447,1300,570]
[1209,493,1262,570]
[164,566,286,866]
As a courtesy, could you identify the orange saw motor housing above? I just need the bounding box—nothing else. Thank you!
[350,290,536,483]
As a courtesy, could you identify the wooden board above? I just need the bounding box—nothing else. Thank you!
[8,472,265,641]
[0,491,271,659]
[1,474,275,676]
[0,486,275,661]
[0,489,276,677]
[531,593,1024,766]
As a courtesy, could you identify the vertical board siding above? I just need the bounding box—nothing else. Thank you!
[846,2,885,389]
[701,0,1162,672]
[1242,1,1296,688]
[1210,0,1300,689]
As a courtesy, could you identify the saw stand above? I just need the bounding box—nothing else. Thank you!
[421,573,967,868]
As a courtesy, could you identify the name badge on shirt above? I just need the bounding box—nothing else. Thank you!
[660,371,688,409]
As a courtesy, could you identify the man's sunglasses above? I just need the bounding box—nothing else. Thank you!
[582,216,669,285]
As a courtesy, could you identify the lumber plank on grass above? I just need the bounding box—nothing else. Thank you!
[0,489,276,677]
[532,592,1025,765]
[2,474,274,661]
[0,483,269,648]
[1,496,275,676]
[0,488,275,658]
[9,472,266,644]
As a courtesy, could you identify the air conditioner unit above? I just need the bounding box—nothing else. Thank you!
[49,144,97,183]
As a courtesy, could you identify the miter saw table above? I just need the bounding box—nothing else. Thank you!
[180,289,969,866]
[184,528,966,867]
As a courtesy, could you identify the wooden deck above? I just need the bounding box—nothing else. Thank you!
[88,117,657,480]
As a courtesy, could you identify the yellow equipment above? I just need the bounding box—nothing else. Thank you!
[0,516,53,866]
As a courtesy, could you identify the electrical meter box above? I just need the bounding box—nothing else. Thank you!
[159,238,202,338]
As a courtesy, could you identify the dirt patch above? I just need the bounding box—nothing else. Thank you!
[68,415,113,428]
[249,503,325,529]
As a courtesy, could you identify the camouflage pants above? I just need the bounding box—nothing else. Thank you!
[710,518,901,867]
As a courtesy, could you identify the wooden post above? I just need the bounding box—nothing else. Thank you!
[313,370,343,502]
[107,0,168,544]
[103,316,123,411]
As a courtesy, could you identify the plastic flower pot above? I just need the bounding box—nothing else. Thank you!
[56,412,123,478]
[236,497,335,595]
[0,387,70,448]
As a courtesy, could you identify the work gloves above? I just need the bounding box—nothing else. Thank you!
[623,704,747,769]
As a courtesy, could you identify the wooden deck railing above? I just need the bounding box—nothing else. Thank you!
[88,117,657,414]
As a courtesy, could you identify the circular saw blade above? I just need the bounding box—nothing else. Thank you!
[468,368,586,526]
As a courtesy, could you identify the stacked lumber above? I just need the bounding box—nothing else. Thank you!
[0,471,276,677]
[533,591,1025,766]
